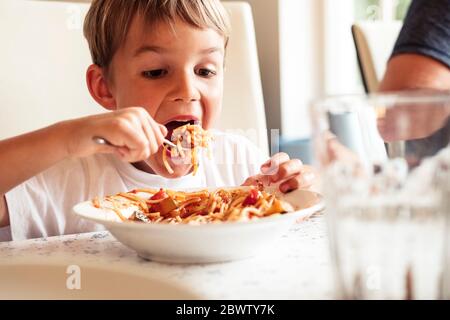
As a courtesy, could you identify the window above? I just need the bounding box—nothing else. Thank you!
[324,0,412,96]
[355,0,412,21]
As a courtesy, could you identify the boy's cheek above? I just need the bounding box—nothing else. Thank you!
[203,105,222,130]
[111,81,161,115]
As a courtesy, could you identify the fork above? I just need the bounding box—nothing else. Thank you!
[92,136,182,150]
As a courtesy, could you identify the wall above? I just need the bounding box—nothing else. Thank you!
[222,0,282,137]
[279,0,325,139]
[223,0,326,140]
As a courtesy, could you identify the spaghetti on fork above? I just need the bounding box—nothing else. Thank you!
[92,185,294,225]
[162,123,212,176]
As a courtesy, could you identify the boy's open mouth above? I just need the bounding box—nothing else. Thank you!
[163,119,200,161]
[164,119,199,142]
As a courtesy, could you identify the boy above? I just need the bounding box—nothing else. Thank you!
[0,0,313,241]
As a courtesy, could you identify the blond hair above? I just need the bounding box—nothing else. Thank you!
[84,0,231,71]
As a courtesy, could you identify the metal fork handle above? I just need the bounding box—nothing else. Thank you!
[92,136,115,147]
[92,136,182,150]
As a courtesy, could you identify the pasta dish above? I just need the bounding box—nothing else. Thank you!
[92,186,294,225]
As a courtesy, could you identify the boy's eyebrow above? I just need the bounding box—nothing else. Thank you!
[200,46,224,55]
[133,45,223,57]
[133,45,166,57]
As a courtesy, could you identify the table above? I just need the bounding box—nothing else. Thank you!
[0,215,335,299]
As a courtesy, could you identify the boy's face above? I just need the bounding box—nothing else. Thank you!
[107,15,225,178]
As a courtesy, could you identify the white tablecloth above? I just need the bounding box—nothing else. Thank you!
[0,214,335,299]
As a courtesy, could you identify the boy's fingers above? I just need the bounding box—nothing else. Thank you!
[112,147,129,160]
[140,123,156,157]
[280,177,300,193]
[261,152,291,175]
[242,176,258,186]
[91,130,131,157]
[110,120,151,161]
[95,144,120,155]
[149,118,166,146]
[148,119,168,156]
[128,130,151,160]
[159,124,168,138]
[142,122,159,156]
[149,134,161,156]
[279,172,315,193]
[261,152,290,168]
[242,174,271,187]
[123,117,165,161]
[125,107,157,156]
[133,110,157,157]
[270,158,303,183]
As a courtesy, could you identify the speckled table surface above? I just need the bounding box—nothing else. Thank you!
[0,214,335,299]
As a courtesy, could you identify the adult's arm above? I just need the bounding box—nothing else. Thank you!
[378,0,450,150]
[379,0,450,91]
[379,53,450,91]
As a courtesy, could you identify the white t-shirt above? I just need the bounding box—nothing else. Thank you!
[2,131,266,241]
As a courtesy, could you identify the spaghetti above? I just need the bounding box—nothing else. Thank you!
[93,186,294,225]
[163,124,212,176]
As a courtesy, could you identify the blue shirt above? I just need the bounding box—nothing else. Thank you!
[392,0,450,68]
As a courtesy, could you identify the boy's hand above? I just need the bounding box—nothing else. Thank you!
[64,107,167,162]
[242,153,316,193]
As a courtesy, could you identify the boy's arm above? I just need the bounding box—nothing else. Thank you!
[0,107,167,197]
[0,122,71,196]
[0,108,168,229]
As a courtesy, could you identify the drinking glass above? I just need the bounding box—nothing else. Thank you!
[311,92,450,299]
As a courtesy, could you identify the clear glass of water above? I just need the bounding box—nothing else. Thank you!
[311,91,450,299]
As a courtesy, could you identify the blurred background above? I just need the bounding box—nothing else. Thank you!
[221,0,412,163]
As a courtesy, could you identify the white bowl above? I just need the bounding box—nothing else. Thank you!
[73,187,324,264]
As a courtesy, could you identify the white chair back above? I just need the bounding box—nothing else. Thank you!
[352,21,403,93]
[0,0,268,156]
[348,21,404,162]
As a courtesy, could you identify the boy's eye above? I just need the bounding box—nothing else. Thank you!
[197,68,217,78]
[142,69,168,79]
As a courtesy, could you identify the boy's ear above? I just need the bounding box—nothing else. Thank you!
[86,64,116,111]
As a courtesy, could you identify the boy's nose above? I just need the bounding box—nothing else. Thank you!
[172,73,200,103]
